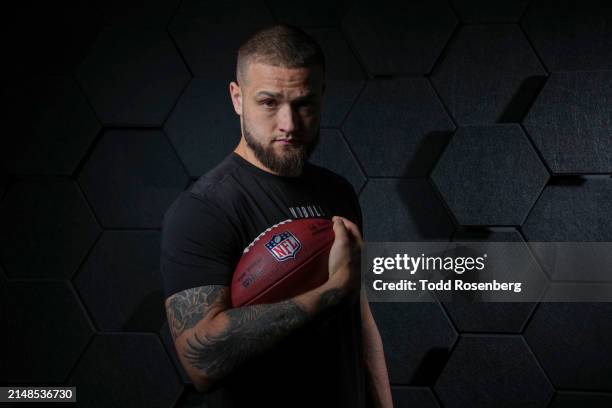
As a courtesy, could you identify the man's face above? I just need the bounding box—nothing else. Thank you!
[231,62,324,177]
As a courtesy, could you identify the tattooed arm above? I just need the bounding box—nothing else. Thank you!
[164,217,360,392]
[165,283,343,392]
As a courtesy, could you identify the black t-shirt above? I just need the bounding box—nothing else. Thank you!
[160,152,366,408]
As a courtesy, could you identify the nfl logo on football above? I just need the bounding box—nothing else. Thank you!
[265,231,301,261]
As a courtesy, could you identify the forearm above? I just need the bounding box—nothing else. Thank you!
[361,293,393,408]
[179,283,343,391]
[363,326,393,408]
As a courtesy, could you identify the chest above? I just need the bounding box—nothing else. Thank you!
[228,179,356,251]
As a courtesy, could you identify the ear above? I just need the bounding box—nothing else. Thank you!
[229,81,242,115]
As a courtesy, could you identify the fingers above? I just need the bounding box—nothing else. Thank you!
[332,216,363,247]
[332,217,349,246]
[331,216,358,234]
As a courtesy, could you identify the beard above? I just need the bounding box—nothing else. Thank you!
[242,116,319,177]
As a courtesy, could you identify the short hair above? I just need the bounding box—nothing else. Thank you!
[236,24,325,84]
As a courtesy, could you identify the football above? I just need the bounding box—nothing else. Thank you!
[230,218,334,307]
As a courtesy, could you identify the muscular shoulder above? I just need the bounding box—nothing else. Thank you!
[161,156,245,250]
[188,155,244,204]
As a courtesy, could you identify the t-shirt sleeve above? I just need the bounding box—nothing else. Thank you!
[160,191,241,299]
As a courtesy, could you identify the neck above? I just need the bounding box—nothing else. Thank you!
[234,138,283,176]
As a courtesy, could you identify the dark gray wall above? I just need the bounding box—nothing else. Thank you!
[1,0,612,407]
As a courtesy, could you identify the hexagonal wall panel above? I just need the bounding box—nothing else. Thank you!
[443,294,538,334]
[523,71,612,174]
[371,303,457,384]
[321,80,364,128]
[443,230,538,333]
[342,0,457,75]
[75,231,165,332]
[0,178,101,279]
[435,335,554,407]
[267,0,350,27]
[76,26,190,126]
[525,303,612,390]
[431,125,549,226]
[431,25,546,125]
[305,27,366,128]
[343,78,455,177]
[0,281,94,383]
[523,0,612,71]
[360,179,455,241]
[310,129,366,193]
[69,333,182,407]
[78,130,189,228]
[549,391,612,408]
[392,387,440,408]
[523,179,612,242]
[450,0,530,22]
[164,79,241,178]
[1,76,100,175]
[169,0,274,79]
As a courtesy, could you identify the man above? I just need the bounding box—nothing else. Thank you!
[161,24,392,408]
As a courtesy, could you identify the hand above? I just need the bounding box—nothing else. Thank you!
[326,216,363,298]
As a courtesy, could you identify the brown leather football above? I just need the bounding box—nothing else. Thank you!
[230,218,334,307]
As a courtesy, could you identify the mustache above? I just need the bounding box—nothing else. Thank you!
[274,136,300,141]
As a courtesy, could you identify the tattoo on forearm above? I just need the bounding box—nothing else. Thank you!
[319,288,343,309]
[166,286,226,340]
[182,299,309,381]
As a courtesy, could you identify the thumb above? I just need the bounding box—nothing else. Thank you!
[332,217,349,244]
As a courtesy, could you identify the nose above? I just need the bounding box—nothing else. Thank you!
[277,104,298,134]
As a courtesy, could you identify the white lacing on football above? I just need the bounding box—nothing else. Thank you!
[242,219,293,254]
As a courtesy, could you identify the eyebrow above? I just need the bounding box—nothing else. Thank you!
[255,91,281,99]
[254,91,317,101]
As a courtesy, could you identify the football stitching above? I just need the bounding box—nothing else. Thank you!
[243,219,293,254]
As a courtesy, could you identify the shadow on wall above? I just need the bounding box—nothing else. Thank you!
[384,132,456,386]
[405,131,454,178]
[498,75,548,123]
[547,176,587,187]
[411,347,451,385]
[397,130,454,240]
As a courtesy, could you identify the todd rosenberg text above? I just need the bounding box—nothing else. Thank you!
[372,279,523,293]
[369,253,523,294]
